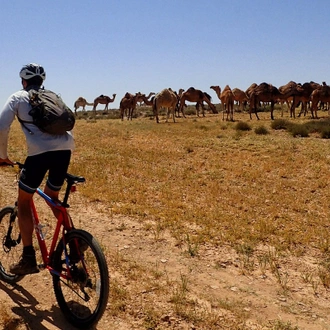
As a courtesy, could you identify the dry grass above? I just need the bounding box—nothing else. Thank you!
[2,107,330,329]
[69,111,330,255]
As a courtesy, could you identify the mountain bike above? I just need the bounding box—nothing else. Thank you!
[0,162,109,329]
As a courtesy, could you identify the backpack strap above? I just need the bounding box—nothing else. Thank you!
[16,87,40,135]
[17,116,34,135]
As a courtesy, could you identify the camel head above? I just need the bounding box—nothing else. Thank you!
[210,85,221,98]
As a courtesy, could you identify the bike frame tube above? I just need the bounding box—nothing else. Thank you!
[30,187,74,269]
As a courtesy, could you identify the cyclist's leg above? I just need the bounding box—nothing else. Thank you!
[17,189,34,247]
[44,150,71,218]
[10,155,47,275]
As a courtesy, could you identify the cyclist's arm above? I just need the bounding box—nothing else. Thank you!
[0,92,18,164]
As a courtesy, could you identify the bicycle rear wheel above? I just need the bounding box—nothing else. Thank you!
[52,229,109,329]
[0,206,24,283]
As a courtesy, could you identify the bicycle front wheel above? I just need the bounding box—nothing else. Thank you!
[0,206,24,284]
[52,229,109,329]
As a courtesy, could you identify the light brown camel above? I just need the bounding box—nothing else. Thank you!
[153,88,178,123]
[73,97,93,115]
[92,94,116,113]
[311,83,330,119]
[210,85,235,121]
[249,82,293,120]
[119,92,141,121]
[179,87,217,117]
[232,88,249,111]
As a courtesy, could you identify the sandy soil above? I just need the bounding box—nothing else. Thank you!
[0,171,330,330]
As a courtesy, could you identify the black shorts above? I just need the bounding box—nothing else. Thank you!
[19,150,71,194]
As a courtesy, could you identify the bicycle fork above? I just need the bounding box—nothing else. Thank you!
[3,203,21,252]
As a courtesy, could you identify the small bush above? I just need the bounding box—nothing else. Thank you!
[235,121,251,131]
[289,124,309,137]
[254,125,269,135]
[271,119,290,130]
[320,127,330,139]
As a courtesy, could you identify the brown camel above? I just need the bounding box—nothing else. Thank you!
[245,83,258,98]
[278,81,297,117]
[290,81,321,118]
[119,92,141,121]
[138,93,154,106]
[249,82,293,120]
[92,94,116,113]
[153,88,178,123]
[210,85,235,121]
[179,87,217,117]
[311,83,330,119]
[73,97,93,114]
[232,88,249,111]
[137,92,155,106]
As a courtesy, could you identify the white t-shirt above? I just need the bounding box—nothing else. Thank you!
[0,88,75,158]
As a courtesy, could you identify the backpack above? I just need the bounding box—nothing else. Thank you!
[18,88,75,135]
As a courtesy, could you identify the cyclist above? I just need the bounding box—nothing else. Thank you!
[0,63,75,275]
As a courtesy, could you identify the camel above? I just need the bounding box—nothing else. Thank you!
[92,94,116,113]
[311,83,330,119]
[137,92,155,106]
[210,85,234,121]
[119,92,141,121]
[278,81,297,117]
[179,87,217,117]
[249,82,293,120]
[152,88,178,123]
[290,81,321,118]
[245,83,258,98]
[138,93,154,106]
[73,97,93,115]
[232,88,249,111]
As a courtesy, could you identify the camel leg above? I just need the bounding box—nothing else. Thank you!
[153,105,159,123]
[179,103,186,118]
[270,101,275,120]
[290,99,296,118]
[250,99,260,120]
[195,103,199,117]
[201,103,206,117]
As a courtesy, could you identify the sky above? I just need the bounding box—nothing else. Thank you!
[1,0,330,110]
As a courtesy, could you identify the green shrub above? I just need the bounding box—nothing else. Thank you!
[270,119,290,130]
[235,121,251,131]
[254,125,269,135]
[320,127,330,139]
[289,124,309,137]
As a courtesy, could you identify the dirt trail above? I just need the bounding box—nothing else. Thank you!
[0,172,330,329]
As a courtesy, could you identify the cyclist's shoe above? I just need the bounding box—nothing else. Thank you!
[10,255,40,275]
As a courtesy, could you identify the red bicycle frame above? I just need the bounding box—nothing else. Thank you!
[30,187,74,276]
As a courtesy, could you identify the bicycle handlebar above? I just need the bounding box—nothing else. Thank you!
[0,162,14,167]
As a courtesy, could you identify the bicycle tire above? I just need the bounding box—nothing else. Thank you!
[52,229,109,329]
[0,206,25,284]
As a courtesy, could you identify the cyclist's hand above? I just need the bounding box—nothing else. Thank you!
[0,157,14,166]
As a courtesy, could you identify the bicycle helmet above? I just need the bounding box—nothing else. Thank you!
[19,63,46,81]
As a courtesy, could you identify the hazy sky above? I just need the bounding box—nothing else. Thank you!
[1,0,330,110]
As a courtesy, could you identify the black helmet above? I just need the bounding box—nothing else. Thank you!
[19,63,46,81]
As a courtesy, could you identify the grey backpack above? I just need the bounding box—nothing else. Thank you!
[18,88,75,135]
